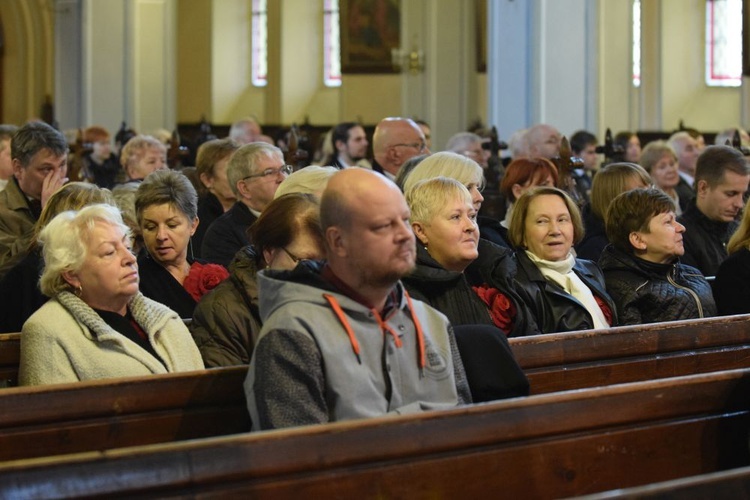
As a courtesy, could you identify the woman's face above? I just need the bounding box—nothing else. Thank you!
[130,147,166,180]
[66,220,139,315]
[264,228,325,270]
[650,153,680,190]
[523,194,574,262]
[625,135,642,163]
[140,203,198,268]
[465,180,484,212]
[513,172,555,201]
[635,211,685,264]
[92,139,112,160]
[415,195,479,272]
[203,155,236,206]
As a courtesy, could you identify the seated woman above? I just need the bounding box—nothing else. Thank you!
[612,131,642,164]
[0,183,115,332]
[640,140,685,214]
[599,188,716,324]
[19,204,204,386]
[402,177,534,337]
[710,197,750,315]
[135,169,228,319]
[509,187,616,333]
[190,193,325,367]
[575,162,652,261]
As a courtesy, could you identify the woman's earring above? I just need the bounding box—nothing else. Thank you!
[75,285,83,297]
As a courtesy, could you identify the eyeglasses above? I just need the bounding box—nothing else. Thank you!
[243,164,293,181]
[282,247,307,265]
[392,141,427,153]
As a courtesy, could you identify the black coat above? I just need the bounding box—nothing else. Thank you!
[201,201,257,268]
[677,201,737,277]
[137,252,197,319]
[477,216,511,249]
[575,204,608,262]
[193,193,225,259]
[714,247,750,315]
[0,247,46,332]
[513,250,617,334]
[599,244,716,325]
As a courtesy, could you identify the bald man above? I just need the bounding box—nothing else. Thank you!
[524,123,562,159]
[371,117,430,180]
[245,169,470,430]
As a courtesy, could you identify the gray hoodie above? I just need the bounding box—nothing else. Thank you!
[245,261,471,430]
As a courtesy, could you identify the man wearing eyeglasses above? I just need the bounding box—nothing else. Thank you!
[246,168,470,430]
[371,117,430,181]
[201,143,290,267]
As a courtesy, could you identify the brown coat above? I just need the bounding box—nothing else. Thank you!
[0,178,36,280]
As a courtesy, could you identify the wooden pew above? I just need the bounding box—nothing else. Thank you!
[0,332,19,387]
[0,366,250,462]
[510,314,750,394]
[1,368,749,498]
[581,465,750,499]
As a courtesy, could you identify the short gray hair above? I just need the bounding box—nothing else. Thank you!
[38,204,131,297]
[445,132,482,153]
[403,151,484,193]
[226,143,284,197]
[135,169,198,225]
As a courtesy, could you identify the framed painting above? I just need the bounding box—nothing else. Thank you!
[340,0,401,74]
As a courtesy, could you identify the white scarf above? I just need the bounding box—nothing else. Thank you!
[525,251,610,329]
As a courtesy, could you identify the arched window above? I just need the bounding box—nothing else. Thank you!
[323,0,342,87]
[252,0,267,87]
[705,0,742,87]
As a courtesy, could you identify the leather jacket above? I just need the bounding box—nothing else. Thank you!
[513,250,617,334]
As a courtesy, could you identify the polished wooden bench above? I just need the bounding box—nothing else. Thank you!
[1,367,748,498]
[0,366,250,462]
[510,314,750,394]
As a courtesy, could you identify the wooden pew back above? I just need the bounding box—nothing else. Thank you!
[0,366,250,462]
[510,314,750,394]
[1,368,749,498]
[0,333,19,387]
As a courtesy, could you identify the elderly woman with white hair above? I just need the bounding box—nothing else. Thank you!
[19,204,204,386]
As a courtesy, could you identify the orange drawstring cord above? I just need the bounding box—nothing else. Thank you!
[404,291,426,370]
[324,293,361,364]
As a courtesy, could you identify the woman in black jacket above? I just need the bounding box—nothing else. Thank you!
[600,188,715,324]
[508,186,617,334]
[714,197,750,315]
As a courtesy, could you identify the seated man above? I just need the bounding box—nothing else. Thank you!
[0,121,68,279]
[245,168,471,430]
[202,143,289,267]
[677,145,750,277]
[321,122,369,169]
[668,131,700,210]
[371,117,429,181]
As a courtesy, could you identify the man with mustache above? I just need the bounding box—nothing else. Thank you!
[245,168,470,430]
[677,145,750,276]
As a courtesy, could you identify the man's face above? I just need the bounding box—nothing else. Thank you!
[530,126,561,159]
[342,185,416,288]
[343,126,369,161]
[697,170,750,222]
[387,124,429,173]
[240,153,288,212]
[14,148,68,200]
[462,140,488,168]
[580,144,599,171]
[675,137,700,176]
[0,139,13,180]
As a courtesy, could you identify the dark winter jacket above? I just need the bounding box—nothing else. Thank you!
[678,201,737,277]
[190,246,262,367]
[599,244,716,325]
[713,247,750,315]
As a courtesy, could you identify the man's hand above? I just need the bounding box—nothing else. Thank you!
[40,168,69,209]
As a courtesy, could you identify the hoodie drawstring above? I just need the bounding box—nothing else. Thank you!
[323,292,426,370]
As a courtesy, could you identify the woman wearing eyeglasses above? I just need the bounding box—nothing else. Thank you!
[135,169,229,319]
[190,193,325,367]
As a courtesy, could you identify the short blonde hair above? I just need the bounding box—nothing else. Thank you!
[274,166,338,198]
[402,151,484,194]
[406,177,472,225]
[39,204,131,297]
[590,162,652,220]
[119,135,166,170]
[35,182,115,242]
[639,140,677,174]
[508,186,584,249]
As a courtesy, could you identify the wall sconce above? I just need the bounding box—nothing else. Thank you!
[391,41,425,74]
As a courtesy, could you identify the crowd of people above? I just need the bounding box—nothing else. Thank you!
[1,116,749,431]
